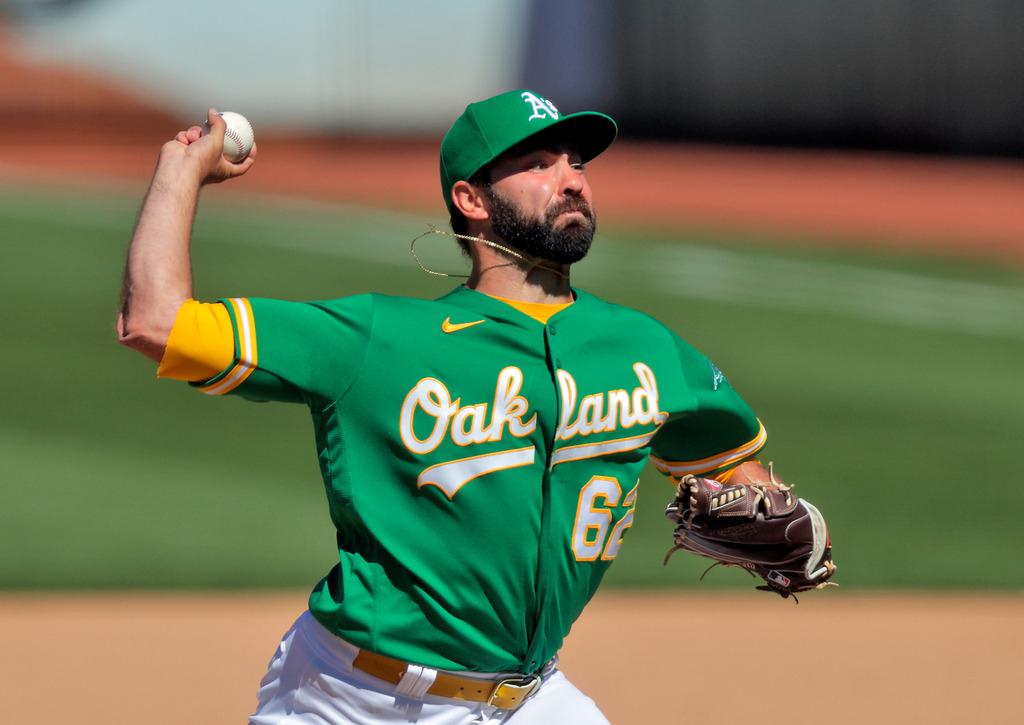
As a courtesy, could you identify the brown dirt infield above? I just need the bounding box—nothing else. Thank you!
[2,591,1020,724]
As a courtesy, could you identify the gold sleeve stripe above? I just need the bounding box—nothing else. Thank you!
[199,298,258,396]
[551,427,662,467]
[649,420,767,476]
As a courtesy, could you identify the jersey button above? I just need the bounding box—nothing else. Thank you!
[548,324,558,335]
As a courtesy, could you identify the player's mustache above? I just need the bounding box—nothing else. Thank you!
[547,198,594,223]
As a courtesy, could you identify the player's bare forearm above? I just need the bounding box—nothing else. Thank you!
[118,152,203,361]
[117,110,257,362]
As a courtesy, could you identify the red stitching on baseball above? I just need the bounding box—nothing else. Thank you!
[221,113,251,162]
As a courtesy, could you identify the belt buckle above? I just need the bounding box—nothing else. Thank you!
[487,674,541,710]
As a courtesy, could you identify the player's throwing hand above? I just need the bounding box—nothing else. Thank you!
[163,108,257,185]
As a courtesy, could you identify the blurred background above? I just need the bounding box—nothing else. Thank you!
[1,1,1022,723]
[5,0,1024,152]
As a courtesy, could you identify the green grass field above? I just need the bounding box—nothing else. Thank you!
[2,183,1022,590]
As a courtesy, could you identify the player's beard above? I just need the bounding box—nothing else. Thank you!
[484,187,597,265]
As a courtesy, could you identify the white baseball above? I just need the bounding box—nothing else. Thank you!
[215,111,255,163]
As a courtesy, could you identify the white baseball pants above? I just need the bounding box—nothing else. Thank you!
[249,611,610,725]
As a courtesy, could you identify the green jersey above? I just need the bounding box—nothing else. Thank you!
[195,286,764,673]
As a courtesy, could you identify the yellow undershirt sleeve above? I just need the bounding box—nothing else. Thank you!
[156,299,236,382]
[491,295,573,324]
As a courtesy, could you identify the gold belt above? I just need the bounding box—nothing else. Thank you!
[352,649,542,710]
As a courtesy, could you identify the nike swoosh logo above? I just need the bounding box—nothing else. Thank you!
[442,317,486,334]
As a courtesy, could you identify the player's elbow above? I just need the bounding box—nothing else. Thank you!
[116,312,168,363]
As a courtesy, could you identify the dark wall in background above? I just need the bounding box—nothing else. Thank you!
[522,0,1024,157]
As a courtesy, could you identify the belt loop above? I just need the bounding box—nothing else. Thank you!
[395,663,438,699]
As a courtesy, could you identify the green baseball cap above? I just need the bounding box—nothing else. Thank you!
[439,89,618,213]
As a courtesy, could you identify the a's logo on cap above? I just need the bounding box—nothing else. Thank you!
[521,91,560,121]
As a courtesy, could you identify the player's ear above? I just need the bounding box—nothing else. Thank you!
[451,180,489,222]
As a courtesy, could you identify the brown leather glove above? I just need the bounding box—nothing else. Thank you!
[664,473,836,600]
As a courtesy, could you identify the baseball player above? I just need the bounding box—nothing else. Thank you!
[117,90,776,723]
